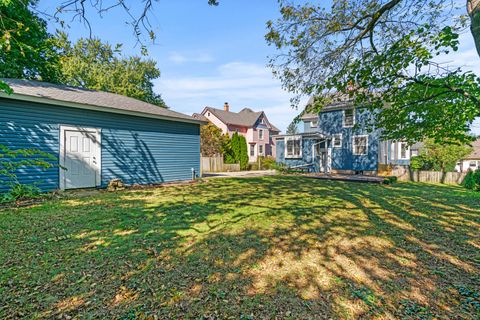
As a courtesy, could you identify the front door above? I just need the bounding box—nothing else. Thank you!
[62,127,100,189]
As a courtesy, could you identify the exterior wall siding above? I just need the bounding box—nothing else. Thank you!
[0,98,200,192]
[277,108,379,172]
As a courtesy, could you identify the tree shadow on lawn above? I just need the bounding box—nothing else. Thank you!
[0,176,479,319]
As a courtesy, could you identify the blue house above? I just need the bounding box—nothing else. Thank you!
[275,98,421,175]
[0,79,206,192]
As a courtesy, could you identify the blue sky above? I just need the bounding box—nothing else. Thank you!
[38,0,480,134]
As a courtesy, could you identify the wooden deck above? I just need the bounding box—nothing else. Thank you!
[306,173,387,184]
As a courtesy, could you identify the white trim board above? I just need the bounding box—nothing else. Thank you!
[352,135,368,155]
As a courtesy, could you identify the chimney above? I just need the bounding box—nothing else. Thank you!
[224,102,229,112]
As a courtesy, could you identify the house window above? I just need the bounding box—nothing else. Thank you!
[470,161,477,168]
[285,136,302,158]
[259,129,264,140]
[353,135,368,155]
[398,142,410,160]
[333,134,342,148]
[207,112,211,117]
[310,120,318,128]
[343,109,355,127]
[250,144,255,157]
[258,144,264,156]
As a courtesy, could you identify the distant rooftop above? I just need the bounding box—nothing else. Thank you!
[201,106,280,132]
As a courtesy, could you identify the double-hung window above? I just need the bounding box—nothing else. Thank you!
[258,144,264,156]
[352,135,368,155]
[250,144,255,157]
[258,129,264,140]
[285,136,302,158]
[343,109,355,127]
[333,134,342,148]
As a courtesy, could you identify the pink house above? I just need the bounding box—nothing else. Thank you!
[193,103,281,162]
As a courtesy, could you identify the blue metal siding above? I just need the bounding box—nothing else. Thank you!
[0,98,200,192]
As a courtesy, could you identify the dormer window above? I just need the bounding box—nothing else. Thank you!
[343,109,355,127]
[310,119,318,128]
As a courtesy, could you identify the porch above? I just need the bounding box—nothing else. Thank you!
[305,173,387,184]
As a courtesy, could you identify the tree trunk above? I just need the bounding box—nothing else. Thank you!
[468,0,480,57]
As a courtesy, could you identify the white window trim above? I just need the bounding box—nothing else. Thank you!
[333,134,343,148]
[258,144,264,156]
[310,120,318,128]
[250,144,256,157]
[352,135,368,155]
[59,125,102,190]
[285,135,302,159]
[398,142,410,160]
[343,109,355,128]
[259,129,264,140]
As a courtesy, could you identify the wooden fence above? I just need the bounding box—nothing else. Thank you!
[201,155,240,173]
[390,166,467,184]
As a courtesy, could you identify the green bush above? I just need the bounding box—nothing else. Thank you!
[223,133,248,170]
[462,170,480,191]
[1,183,42,203]
[259,156,276,170]
[238,135,249,170]
[383,176,398,185]
[1,144,57,203]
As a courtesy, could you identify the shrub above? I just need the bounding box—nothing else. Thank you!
[0,144,57,203]
[1,183,41,203]
[223,133,248,170]
[238,135,249,170]
[462,169,480,191]
[259,156,276,170]
[383,176,398,185]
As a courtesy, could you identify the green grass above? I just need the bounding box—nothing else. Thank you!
[1,176,479,319]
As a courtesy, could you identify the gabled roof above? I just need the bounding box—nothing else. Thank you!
[465,139,480,159]
[1,79,205,125]
[192,113,209,122]
[306,96,354,112]
[202,106,280,132]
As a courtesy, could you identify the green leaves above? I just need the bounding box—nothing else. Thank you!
[267,0,480,144]
[55,34,165,107]
[0,0,62,85]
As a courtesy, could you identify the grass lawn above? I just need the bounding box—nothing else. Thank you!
[1,176,479,319]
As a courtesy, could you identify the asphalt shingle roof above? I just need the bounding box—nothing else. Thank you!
[1,79,204,124]
[466,139,480,159]
[204,106,280,132]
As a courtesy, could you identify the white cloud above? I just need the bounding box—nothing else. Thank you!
[434,32,480,74]
[168,51,214,64]
[155,62,304,132]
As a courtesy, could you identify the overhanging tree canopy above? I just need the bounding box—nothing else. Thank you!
[266,0,480,144]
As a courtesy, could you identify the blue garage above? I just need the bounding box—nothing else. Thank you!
[0,79,205,191]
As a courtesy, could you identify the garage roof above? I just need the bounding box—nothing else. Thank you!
[1,79,205,125]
